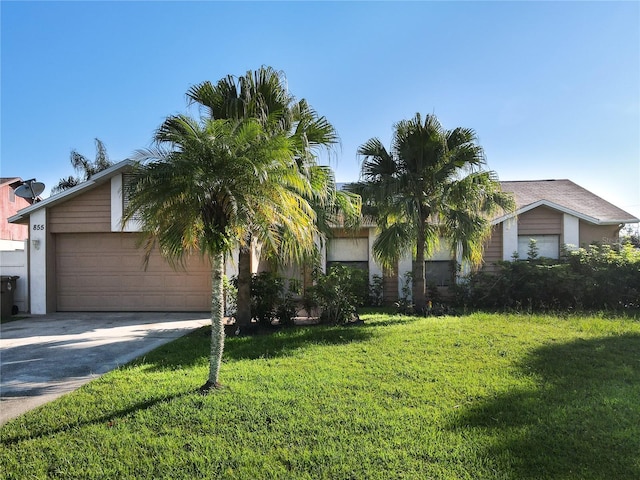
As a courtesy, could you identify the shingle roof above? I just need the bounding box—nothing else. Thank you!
[500,179,638,224]
[1,177,21,186]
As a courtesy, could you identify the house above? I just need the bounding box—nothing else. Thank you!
[1,178,34,249]
[9,160,639,313]
[8,160,218,314]
[484,179,639,267]
[324,179,639,302]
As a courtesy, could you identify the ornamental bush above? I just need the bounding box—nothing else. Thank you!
[306,265,368,324]
[455,243,640,311]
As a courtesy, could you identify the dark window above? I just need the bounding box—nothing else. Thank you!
[425,261,453,287]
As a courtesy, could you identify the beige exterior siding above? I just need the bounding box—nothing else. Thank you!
[383,267,399,304]
[579,222,621,246]
[49,182,111,233]
[518,206,562,236]
[482,223,503,272]
[330,228,369,239]
[56,232,211,311]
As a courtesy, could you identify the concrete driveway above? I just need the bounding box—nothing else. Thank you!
[0,312,210,426]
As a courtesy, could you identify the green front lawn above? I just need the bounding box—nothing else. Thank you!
[2,312,639,479]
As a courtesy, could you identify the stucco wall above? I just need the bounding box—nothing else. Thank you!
[1,184,31,241]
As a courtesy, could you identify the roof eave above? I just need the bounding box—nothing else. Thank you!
[7,159,135,224]
[491,199,639,226]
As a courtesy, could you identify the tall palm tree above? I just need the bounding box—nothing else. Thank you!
[123,114,320,390]
[51,138,113,193]
[187,67,359,327]
[346,113,514,310]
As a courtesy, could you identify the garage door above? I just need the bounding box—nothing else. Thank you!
[56,233,211,311]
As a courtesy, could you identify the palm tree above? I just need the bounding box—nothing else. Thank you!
[51,138,113,193]
[186,67,359,327]
[346,113,514,310]
[123,114,320,390]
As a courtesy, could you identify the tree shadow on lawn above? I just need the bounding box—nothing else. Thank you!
[1,326,374,444]
[448,334,640,479]
[221,323,374,361]
[133,323,376,373]
[0,391,191,446]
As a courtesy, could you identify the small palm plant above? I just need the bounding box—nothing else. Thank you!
[124,113,320,390]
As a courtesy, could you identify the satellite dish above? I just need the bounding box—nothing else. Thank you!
[14,180,45,200]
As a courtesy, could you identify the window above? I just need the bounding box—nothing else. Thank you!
[425,261,454,287]
[517,235,559,259]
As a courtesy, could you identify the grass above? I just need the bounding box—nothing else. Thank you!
[1,312,639,479]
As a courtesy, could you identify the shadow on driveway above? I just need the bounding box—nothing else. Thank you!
[0,312,210,425]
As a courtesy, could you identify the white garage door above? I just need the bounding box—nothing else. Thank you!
[56,233,211,311]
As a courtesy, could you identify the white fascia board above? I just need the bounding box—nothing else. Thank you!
[492,200,603,226]
[8,159,136,224]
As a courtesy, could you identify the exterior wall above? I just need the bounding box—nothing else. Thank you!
[49,181,111,233]
[579,222,621,246]
[0,240,28,312]
[0,183,31,241]
[398,251,412,301]
[368,228,383,283]
[29,209,48,314]
[516,206,563,260]
[382,266,398,304]
[502,217,518,261]
[482,223,503,272]
[111,174,142,232]
[518,206,562,236]
[563,214,580,250]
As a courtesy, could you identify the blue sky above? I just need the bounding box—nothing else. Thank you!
[2,1,639,220]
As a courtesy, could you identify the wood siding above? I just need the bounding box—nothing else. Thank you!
[579,222,620,246]
[49,182,111,233]
[383,266,399,304]
[330,228,369,239]
[518,206,562,236]
[482,223,503,272]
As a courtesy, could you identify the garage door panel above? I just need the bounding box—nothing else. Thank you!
[56,233,211,311]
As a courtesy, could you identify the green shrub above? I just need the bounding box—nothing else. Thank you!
[369,274,384,307]
[222,275,237,317]
[249,271,282,324]
[242,271,301,326]
[455,243,640,312]
[395,271,414,314]
[307,265,368,324]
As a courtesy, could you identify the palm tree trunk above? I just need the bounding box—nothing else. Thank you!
[202,251,225,391]
[235,246,252,326]
[413,220,427,312]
